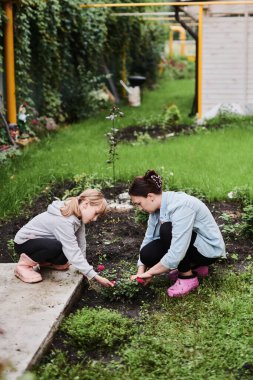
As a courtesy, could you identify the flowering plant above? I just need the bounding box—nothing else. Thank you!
[106,106,124,195]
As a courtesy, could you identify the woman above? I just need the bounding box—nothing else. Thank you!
[129,170,226,297]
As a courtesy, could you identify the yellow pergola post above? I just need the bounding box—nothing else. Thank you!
[3,1,17,124]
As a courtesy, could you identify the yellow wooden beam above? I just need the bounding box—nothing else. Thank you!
[81,1,253,8]
[3,1,17,124]
[197,5,203,119]
[142,17,194,21]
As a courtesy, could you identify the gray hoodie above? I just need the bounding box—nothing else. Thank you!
[14,200,97,279]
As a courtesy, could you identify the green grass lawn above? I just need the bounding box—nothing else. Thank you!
[0,77,253,219]
[36,267,253,380]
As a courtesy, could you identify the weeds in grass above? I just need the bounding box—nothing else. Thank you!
[162,104,181,130]
[62,173,113,199]
[241,204,253,237]
[219,203,253,240]
[7,239,18,262]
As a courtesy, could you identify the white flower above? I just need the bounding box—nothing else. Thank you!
[105,114,117,120]
[227,191,234,199]
[169,172,174,176]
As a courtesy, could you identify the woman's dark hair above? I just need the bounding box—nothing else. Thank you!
[129,170,162,197]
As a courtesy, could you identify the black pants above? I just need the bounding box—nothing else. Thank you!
[140,222,217,273]
[14,238,68,265]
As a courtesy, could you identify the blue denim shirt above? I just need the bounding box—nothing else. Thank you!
[138,191,226,269]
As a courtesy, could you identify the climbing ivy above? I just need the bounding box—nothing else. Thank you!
[1,0,166,121]
[0,6,6,75]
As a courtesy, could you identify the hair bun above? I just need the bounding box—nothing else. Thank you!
[144,169,156,179]
[144,169,162,190]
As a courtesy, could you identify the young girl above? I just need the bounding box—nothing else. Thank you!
[129,170,226,297]
[14,188,114,288]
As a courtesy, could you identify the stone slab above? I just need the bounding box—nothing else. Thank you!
[0,264,83,380]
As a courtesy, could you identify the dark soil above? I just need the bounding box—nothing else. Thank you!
[116,123,196,142]
[115,122,221,142]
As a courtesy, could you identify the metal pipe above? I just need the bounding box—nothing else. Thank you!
[174,6,198,116]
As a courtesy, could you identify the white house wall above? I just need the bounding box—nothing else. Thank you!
[248,14,253,101]
[202,15,253,115]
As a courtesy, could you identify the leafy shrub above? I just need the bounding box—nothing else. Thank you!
[61,307,137,350]
[162,104,181,128]
[227,186,251,206]
[0,147,21,164]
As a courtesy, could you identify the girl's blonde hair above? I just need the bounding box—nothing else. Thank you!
[60,188,107,218]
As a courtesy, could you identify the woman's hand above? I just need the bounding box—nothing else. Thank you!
[94,274,115,288]
[130,265,146,281]
[131,272,153,286]
[136,272,153,285]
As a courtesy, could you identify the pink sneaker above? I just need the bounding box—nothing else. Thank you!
[168,266,209,282]
[167,277,199,297]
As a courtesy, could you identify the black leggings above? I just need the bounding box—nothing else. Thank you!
[140,222,217,273]
[14,238,68,265]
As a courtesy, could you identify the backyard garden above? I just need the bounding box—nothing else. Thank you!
[1,0,253,379]
[1,74,253,379]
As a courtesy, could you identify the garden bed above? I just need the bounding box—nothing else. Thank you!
[0,181,251,267]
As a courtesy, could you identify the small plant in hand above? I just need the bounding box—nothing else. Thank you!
[98,262,143,301]
[106,106,124,196]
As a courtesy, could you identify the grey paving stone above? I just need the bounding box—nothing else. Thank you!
[0,264,83,380]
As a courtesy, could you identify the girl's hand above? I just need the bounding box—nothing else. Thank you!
[130,274,138,281]
[95,274,115,288]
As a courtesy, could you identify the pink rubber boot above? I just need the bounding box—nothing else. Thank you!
[168,266,209,282]
[167,277,199,297]
[14,253,42,283]
[39,262,70,271]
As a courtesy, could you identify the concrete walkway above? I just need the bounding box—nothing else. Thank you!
[0,264,83,380]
